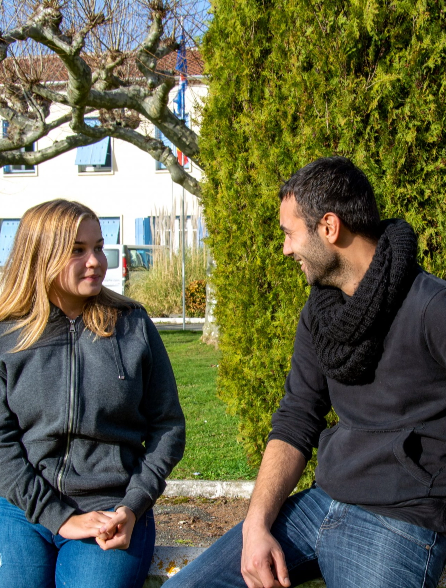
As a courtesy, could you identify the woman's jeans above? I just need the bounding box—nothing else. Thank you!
[164,485,446,588]
[0,497,155,588]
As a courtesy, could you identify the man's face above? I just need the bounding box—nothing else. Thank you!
[279,197,342,287]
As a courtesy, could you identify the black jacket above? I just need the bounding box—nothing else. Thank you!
[0,303,185,535]
[270,270,446,532]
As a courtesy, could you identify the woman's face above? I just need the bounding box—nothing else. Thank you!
[49,219,107,316]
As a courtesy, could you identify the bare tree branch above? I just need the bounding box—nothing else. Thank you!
[0,106,95,151]
[71,12,106,56]
[0,133,102,166]
[0,0,206,190]
[31,84,70,105]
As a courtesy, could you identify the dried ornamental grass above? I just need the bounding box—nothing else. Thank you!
[127,246,207,317]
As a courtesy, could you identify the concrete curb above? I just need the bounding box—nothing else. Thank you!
[151,318,205,324]
[164,479,255,499]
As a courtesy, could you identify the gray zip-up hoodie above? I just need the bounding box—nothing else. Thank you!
[0,302,185,535]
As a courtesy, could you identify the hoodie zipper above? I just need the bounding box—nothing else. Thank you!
[57,318,77,493]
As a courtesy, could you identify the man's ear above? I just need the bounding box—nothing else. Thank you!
[319,213,341,244]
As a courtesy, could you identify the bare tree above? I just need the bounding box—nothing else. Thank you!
[0,0,207,196]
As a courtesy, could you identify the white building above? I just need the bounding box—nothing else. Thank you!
[0,53,206,265]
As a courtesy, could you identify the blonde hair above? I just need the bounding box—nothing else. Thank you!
[0,199,127,351]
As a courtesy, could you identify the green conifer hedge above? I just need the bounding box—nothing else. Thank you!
[200,0,446,486]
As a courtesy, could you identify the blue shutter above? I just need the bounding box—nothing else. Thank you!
[75,119,110,166]
[75,144,94,165]
[89,137,110,165]
[0,220,20,265]
[75,137,110,165]
[135,218,154,245]
[135,218,144,245]
[143,218,153,245]
[99,218,120,244]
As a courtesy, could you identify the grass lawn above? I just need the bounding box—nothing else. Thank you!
[159,330,258,481]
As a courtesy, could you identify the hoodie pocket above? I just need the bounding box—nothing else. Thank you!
[318,422,340,443]
[393,429,433,488]
[315,424,435,505]
[63,438,130,495]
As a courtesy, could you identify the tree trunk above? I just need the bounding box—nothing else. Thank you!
[201,252,219,348]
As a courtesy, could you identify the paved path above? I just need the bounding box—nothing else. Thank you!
[155,323,203,331]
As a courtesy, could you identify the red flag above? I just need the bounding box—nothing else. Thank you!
[177,149,189,167]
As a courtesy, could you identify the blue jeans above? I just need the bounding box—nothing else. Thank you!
[163,486,446,588]
[0,497,155,588]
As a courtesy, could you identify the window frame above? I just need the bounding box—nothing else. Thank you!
[2,121,37,176]
[76,119,113,175]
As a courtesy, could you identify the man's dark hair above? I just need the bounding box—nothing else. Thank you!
[279,156,380,240]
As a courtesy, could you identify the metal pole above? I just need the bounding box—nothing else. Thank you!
[179,18,186,331]
[182,185,186,330]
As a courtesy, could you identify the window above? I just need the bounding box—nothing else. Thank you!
[75,119,112,173]
[99,217,120,244]
[2,121,36,175]
[0,219,20,265]
[198,216,207,246]
[155,116,190,171]
[103,248,119,269]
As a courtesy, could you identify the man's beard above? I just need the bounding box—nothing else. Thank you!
[297,233,345,288]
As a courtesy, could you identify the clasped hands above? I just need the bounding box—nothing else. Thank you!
[58,505,136,551]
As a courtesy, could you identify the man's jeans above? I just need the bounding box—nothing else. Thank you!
[163,485,446,588]
[0,497,155,588]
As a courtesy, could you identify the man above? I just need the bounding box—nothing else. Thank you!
[163,157,446,588]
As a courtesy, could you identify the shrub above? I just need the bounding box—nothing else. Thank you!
[186,279,206,317]
[200,0,446,488]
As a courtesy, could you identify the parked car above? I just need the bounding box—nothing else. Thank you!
[103,245,159,295]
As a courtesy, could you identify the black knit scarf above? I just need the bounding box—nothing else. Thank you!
[307,219,419,385]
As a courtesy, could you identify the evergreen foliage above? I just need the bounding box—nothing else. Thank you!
[200,0,446,486]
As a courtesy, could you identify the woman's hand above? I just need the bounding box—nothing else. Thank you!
[95,506,136,551]
[58,511,114,540]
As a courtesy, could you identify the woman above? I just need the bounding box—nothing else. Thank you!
[0,199,185,588]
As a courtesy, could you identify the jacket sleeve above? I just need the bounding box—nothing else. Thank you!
[115,314,185,519]
[268,303,332,462]
[0,368,77,534]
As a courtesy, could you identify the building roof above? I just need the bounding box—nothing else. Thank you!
[0,48,204,86]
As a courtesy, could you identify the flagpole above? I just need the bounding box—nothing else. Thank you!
[182,184,186,331]
[180,18,186,331]
[175,18,187,331]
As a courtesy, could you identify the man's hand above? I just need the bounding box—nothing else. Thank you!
[58,511,114,540]
[238,440,306,588]
[241,522,291,588]
[95,506,136,551]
